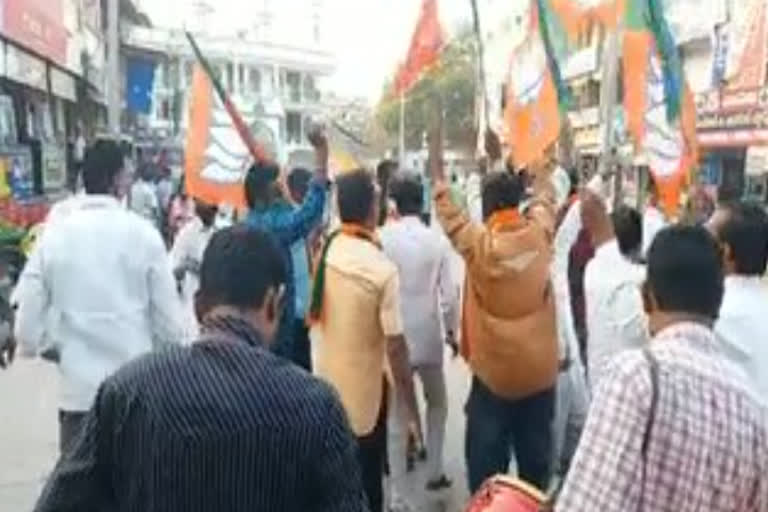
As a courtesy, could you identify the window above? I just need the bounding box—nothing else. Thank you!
[286,111,303,144]
[226,62,235,93]
[249,67,262,95]
[285,71,302,103]
[184,61,194,87]
[303,75,320,102]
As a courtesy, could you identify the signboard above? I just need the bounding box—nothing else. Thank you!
[1,0,68,68]
[50,68,76,102]
[745,146,768,176]
[696,85,768,145]
[41,143,66,191]
[5,44,47,91]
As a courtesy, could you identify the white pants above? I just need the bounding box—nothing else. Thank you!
[388,364,448,488]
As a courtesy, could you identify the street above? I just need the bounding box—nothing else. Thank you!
[0,350,474,511]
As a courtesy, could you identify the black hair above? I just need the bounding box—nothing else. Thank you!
[199,226,287,310]
[611,206,643,258]
[376,160,398,226]
[287,167,312,203]
[567,167,580,196]
[82,140,124,195]
[718,201,768,276]
[647,225,724,320]
[481,171,525,221]
[244,162,280,209]
[389,175,424,216]
[336,169,376,224]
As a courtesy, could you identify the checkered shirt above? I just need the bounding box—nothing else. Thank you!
[556,322,768,512]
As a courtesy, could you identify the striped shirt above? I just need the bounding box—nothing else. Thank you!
[34,316,368,512]
[557,322,768,512]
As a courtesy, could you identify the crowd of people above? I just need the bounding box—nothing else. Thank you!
[1,104,767,512]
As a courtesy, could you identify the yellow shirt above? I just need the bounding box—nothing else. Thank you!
[311,233,403,436]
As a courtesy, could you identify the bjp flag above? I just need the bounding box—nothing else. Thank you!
[621,0,697,218]
[185,65,279,209]
[504,0,575,169]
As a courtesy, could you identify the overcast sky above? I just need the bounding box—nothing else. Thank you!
[141,0,475,102]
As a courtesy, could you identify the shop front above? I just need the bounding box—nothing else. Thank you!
[696,86,768,202]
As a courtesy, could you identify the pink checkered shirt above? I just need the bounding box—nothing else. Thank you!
[556,322,768,512]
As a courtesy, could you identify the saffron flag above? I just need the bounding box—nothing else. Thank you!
[621,0,697,217]
[185,65,279,209]
[504,0,576,168]
[394,0,445,96]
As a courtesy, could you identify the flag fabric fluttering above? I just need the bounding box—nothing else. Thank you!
[393,0,445,96]
[621,0,698,217]
[504,0,577,169]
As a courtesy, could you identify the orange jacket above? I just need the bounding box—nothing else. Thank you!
[434,177,559,400]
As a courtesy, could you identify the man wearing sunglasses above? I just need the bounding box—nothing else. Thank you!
[33,226,368,512]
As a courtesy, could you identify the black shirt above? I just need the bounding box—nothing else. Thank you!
[34,316,369,512]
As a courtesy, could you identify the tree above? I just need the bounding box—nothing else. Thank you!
[375,27,478,154]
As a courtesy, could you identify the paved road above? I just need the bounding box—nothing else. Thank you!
[0,353,474,511]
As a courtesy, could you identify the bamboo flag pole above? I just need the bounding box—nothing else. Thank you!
[469,0,491,133]
[186,32,267,163]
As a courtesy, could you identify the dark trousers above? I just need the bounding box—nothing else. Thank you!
[292,319,312,372]
[465,377,555,493]
[58,410,87,454]
[356,383,388,512]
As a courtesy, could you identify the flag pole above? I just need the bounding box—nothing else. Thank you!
[186,31,266,163]
[598,20,622,208]
[399,92,406,165]
[469,0,491,132]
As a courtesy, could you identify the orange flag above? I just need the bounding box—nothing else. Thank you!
[394,0,445,95]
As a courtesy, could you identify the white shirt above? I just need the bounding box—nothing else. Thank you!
[642,205,666,256]
[380,215,458,367]
[130,180,159,224]
[170,216,216,341]
[14,195,184,412]
[584,239,648,389]
[716,275,768,405]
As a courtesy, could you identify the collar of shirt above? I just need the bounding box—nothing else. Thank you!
[200,315,265,349]
[653,321,716,349]
[73,194,122,211]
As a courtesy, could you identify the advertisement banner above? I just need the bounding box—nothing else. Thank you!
[1,0,68,67]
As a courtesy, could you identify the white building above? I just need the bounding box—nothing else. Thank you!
[122,0,334,163]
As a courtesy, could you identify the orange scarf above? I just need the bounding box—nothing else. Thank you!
[487,208,522,232]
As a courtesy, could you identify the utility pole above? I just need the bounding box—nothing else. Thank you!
[107,0,120,137]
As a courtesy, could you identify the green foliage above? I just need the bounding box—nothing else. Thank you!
[375,29,478,152]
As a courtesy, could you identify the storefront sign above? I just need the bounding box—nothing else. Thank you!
[745,146,768,176]
[5,44,47,91]
[50,67,76,102]
[699,128,768,147]
[1,0,68,68]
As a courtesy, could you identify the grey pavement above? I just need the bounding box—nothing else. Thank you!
[0,353,474,512]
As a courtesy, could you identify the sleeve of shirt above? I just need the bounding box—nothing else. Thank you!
[380,272,404,338]
[33,381,118,512]
[556,353,650,512]
[13,233,50,357]
[146,231,185,347]
[306,391,370,512]
[270,179,328,246]
[434,182,484,264]
[169,222,194,271]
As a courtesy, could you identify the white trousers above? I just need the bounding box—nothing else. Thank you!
[388,364,448,488]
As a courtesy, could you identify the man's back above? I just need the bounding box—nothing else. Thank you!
[717,275,768,404]
[557,323,768,511]
[380,216,454,366]
[15,195,183,411]
[34,318,367,512]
